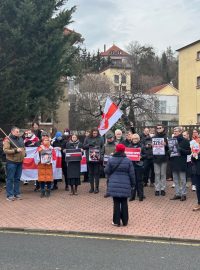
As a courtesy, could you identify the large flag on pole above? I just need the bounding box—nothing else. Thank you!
[98,97,123,136]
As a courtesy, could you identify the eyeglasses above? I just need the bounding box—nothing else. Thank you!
[157,127,163,130]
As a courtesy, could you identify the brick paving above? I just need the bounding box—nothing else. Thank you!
[0,179,200,241]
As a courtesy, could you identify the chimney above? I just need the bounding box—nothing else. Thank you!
[104,44,106,52]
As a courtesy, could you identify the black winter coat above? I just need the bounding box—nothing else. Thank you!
[105,152,135,198]
[191,153,200,175]
[122,139,133,148]
[140,133,151,146]
[170,135,191,172]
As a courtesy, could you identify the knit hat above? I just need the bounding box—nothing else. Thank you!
[64,128,70,133]
[106,133,114,139]
[41,131,49,137]
[115,144,125,152]
[55,131,62,139]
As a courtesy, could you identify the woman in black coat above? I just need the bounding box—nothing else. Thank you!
[65,134,83,195]
[123,133,145,201]
[83,128,104,194]
[105,144,135,227]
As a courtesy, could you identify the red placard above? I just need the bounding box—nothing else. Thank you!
[125,148,141,161]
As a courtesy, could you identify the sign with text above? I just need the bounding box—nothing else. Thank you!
[152,138,165,155]
[125,147,141,161]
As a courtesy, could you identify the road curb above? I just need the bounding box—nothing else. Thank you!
[0,227,200,245]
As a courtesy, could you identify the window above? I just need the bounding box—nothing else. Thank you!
[40,112,53,124]
[159,101,167,113]
[197,76,200,88]
[155,100,166,114]
[121,86,126,92]
[197,114,200,124]
[114,75,119,83]
[114,86,119,92]
[121,74,126,84]
[197,51,200,60]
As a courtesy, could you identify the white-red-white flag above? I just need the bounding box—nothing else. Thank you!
[98,97,123,136]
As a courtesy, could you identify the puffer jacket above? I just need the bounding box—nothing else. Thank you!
[105,152,135,198]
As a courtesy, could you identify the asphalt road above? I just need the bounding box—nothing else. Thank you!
[0,231,199,270]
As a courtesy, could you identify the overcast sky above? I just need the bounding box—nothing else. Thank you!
[65,0,200,55]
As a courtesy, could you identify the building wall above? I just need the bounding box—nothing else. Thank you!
[101,67,131,93]
[179,42,200,124]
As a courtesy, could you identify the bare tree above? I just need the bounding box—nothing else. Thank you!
[69,74,112,130]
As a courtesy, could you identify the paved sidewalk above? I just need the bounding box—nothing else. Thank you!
[0,180,200,241]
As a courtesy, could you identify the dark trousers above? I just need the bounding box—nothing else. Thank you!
[40,182,51,191]
[62,162,68,187]
[194,175,200,204]
[88,162,100,189]
[132,167,144,199]
[83,168,89,182]
[143,159,155,184]
[113,197,128,226]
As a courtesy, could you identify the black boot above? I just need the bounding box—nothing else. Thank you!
[70,186,74,195]
[46,189,51,198]
[94,187,99,194]
[129,188,135,201]
[40,190,45,198]
[89,183,94,193]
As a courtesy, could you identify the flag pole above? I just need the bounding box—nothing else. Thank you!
[0,127,19,148]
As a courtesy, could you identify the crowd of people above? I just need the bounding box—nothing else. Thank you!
[1,122,200,227]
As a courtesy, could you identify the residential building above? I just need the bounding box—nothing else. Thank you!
[100,66,131,93]
[100,44,130,67]
[100,44,132,93]
[177,40,200,125]
[146,83,179,126]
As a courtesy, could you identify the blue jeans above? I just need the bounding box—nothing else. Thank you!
[40,182,51,191]
[6,162,22,197]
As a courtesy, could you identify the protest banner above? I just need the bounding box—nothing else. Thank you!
[65,148,82,162]
[168,138,180,157]
[152,138,165,155]
[21,147,62,181]
[125,147,141,161]
[103,154,111,166]
[89,147,100,162]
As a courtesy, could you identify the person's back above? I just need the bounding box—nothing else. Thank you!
[105,148,135,198]
[104,144,135,227]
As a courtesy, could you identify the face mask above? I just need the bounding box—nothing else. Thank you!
[27,134,32,138]
[57,136,62,141]
[64,132,69,136]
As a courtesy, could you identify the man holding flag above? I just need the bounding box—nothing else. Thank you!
[3,127,26,201]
